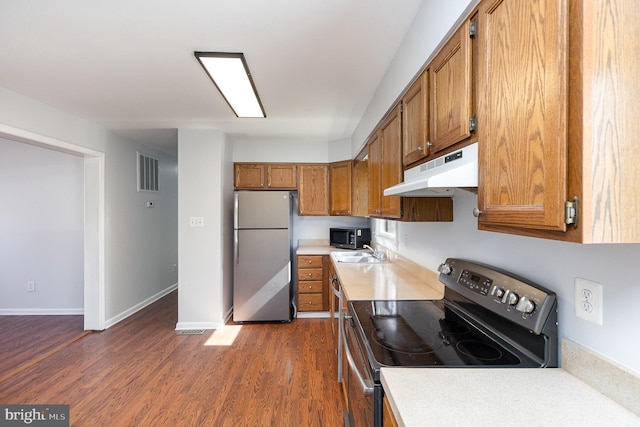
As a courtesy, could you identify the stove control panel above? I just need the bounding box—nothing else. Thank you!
[438,258,557,335]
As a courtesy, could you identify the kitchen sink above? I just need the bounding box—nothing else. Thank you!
[333,252,388,264]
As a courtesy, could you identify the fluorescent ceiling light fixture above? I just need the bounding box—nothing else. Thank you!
[194,52,266,118]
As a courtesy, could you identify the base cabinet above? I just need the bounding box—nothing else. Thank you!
[296,255,328,311]
[383,395,399,427]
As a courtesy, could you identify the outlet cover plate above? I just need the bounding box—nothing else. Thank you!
[575,278,603,325]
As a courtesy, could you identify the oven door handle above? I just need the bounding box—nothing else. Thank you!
[330,276,340,298]
[342,332,374,395]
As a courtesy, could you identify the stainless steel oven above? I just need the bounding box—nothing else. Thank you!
[343,258,558,427]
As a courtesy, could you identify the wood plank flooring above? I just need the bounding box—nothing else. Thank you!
[0,291,345,426]
[0,314,85,380]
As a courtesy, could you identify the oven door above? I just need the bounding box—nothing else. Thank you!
[343,312,376,427]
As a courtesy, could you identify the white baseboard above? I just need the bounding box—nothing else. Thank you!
[0,308,84,315]
[105,283,178,329]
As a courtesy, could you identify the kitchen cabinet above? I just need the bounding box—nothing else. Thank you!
[298,164,329,216]
[266,163,297,189]
[296,255,328,311]
[430,18,474,154]
[352,157,369,217]
[234,163,297,189]
[475,0,640,243]
[368,104,454,222]
[329,160,352,216]
[369,104,403,218]
[234,163,265,189]
[383,395,399,427]
[402,69,430,166]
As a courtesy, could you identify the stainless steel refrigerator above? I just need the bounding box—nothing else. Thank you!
[233,191,292,322]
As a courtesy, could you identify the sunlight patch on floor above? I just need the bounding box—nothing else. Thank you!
[204,325,242,346]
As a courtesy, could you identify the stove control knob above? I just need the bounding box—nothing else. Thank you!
[438,263,453,275]
[505,291,519,306]
[516,297,536,314]
[493,287,505,299]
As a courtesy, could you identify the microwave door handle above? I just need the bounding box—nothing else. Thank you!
[342,332,374,395]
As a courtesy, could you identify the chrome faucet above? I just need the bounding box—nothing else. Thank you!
[363,244,385,260]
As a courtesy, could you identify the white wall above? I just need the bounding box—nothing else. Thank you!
[0,87,179,327]
[177,129,232,329]
[0,137,84,313]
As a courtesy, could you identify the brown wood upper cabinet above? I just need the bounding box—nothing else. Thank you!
[402,69,430,166]
[234,163,297,189]
[329,160,352,216]
[475,0,640,243]
[369,104,403,219]
[430,18,474,155]
[298,164,329,216]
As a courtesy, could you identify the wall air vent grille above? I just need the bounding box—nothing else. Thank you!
[137,152,159,192]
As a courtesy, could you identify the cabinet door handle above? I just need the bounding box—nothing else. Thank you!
[473,207,483,217]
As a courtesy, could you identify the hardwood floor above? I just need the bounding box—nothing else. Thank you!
[0,291,345,426]
[0,314,85,380]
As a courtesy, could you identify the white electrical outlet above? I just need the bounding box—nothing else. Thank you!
[189,217,204,227]
[27,280,36,292]
[575,278,603,325]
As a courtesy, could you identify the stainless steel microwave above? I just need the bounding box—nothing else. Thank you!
[330,228,371,250]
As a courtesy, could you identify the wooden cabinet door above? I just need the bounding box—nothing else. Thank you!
[267,164,297,189]
[367,132,382,217]
[234,163,265,189]
[330,160,352,216]
[298,164,329,215]
[352,159,369,217]
[380,104,403,219]
[476,0,568,232]
[430,19,473,154]
[402,69,430,166]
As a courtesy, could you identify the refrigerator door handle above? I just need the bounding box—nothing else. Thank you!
[234,192,239,229]
[234,230,239,265]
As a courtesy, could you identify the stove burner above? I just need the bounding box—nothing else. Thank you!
[455,340,503,361]
[370,315,439,354]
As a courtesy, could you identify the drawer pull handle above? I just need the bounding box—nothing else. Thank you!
[308,301,313,305]
[308,273,312,277]
[308,285,312,289]
[308,260,312,264]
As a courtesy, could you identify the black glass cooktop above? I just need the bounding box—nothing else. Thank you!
[350,300,534,369]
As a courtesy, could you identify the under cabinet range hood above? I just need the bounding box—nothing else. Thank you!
[383,142,478,197]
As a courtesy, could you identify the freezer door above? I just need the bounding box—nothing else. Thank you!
[233,228,291,322]
[235,191,291,229]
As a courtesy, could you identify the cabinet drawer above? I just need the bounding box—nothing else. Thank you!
[298,255,323,268]
[298,281,323,293]
[297,294,323,311]
[297,268,323,281]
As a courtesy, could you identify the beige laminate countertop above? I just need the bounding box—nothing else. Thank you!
[381,367,640,427]
[296,240,443,301]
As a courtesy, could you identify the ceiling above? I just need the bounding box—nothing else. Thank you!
[0,0,426,156]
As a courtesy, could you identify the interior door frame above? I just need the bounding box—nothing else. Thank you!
[0,123,105,330]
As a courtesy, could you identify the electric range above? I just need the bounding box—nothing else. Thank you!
[343,258,558,427]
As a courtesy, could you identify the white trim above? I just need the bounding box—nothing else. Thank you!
[0,308,84,315]
[105,284,178,329]
[0,123,106,332]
